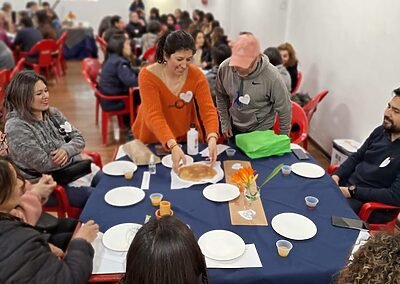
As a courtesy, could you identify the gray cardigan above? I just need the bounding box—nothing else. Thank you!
[5,107,85,180]
[215,54,292,135]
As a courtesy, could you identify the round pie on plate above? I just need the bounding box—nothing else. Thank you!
[178,164,217,182]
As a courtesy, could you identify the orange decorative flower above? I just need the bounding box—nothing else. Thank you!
[231,167,258,191]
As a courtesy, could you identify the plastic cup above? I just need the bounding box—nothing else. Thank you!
[226,148,236,157]
[149,193,163,207]
[276,240,293,257]
[281,165,291,176]
[124,170,134,180]
[305,196,319,208]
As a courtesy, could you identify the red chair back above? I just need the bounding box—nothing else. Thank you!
[274,101,308,145]
[291,71,302,95]
[82,57,101,85]
[9,58,26,79]
[142,46,156,63]
[56,31,68,46]
[22,39,59,67]
[96,35,107,54]
[303,89,329,124]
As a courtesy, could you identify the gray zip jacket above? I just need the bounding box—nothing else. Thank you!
[5,107,84,180]
[215,54,292,135]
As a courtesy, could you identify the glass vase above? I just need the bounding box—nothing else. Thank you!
[242,184,260,220]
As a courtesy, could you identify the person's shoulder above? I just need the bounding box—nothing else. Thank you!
[219,57,231,69]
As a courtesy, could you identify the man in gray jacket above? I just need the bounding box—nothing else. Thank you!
[215,34,292,138]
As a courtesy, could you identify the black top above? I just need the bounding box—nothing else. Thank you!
[14,27,43,52]
[335,126,400,206]
[129,1,145,12]
[125,22,146,39]
[286,62,298,92]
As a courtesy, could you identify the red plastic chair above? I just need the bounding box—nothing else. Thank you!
[56,31,68,75]
[96,35,107,57]
[9,58,26,79]
[43,151,103,218]
[142,46,156,64]
[82,58,102,125]
[291,70,302,95]
[274,101,309,148]
[327,164,400,233]
[20,39,60,82]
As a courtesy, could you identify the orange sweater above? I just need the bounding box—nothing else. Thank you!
[132,64,219,146]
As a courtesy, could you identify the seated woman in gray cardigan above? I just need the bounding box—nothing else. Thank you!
[3,70,99,209]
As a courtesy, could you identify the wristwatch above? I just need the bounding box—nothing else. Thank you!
[348,185,357,197]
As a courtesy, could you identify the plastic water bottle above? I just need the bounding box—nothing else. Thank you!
[187,123,199,155]
[148,154,156,174]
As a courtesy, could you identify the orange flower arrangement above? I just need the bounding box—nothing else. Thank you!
[231,167,258,192]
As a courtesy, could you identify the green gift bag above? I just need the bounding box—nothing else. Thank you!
[235,130,291,159]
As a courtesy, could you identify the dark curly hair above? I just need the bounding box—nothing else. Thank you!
[337,233,400,284]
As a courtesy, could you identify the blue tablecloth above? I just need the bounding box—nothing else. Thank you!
[80,146,359,284]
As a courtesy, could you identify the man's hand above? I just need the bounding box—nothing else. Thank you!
[339,186,351,198]
[32,175,56,201]
[223,129,233,138]
[331,175,340,186]
[73,220,99,243]
[49,243,64,259]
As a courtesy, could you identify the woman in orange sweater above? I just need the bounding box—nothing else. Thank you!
[132,30,219,172]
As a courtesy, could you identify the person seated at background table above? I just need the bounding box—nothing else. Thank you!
[278,42,298,93]
[191,29,212,69]
[42,1,61,32]
[132,30,219,172]
[36,9,57,40]
[98,34,138,114]
[98,15,112,38]
[0,11,12,48]
[121,216,209,284]
[0,156,99,283]
[332,88,400,223]
[215,33,292,139]
[0,40,14,70]
[13,14,43,52]
[125,10,146,39]
[26,1,39,17]
[201,12,214,36]
[1,2,14,33]
[166,13,179,31]
[103,15,126,43]
[141,20,161,54]
[206,44,231,105]
[149,7,160,21]
[178,10,192,32]
[264,47,291,92]
[3,71,99,209]
[129,0,145,12]
[337,233,400,284]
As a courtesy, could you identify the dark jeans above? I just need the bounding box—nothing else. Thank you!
[348,198,397,224]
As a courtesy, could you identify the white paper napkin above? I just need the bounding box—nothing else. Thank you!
[141,171,150,190]
[91,233,127,274]
[200,144,230,157]
[205,244,262,268]
[349,230,370,261]
[170,161,224,189]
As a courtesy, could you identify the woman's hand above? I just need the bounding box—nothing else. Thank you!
[49,243,64,259]
[73,220,99,243]
[51,149,69,166]
[32,174,56,201]
[207,137,217,167]
[171,145,186,173]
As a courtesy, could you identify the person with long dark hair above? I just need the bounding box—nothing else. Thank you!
[191,29,211,69]
[132,30,219,173]
[122,216,209,284]
[278,42,298,92]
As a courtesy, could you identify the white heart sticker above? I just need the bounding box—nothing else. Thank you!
[61,121,72,133]
[231,163,243,170]
[379,157,391,168]
[179,91,193,103]
[238,94,250,105]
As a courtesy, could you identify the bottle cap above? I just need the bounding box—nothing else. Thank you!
[190,123,196,129]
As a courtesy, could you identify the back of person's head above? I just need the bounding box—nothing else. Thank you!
[98,16,112,37]
[155,30,196,64]
[212,44,231,66]
[106,33,127,57]
[3,70,47,122]
[147,20,161,34]
[19,14,33,28]
[110,15,121,28]
[0,156,22,207]
[124,216,208,284]
[278,42,297,67]
[264,47,282,66]
[204,12,214,23]
[26,1,37,9]
[149,7,160,20]
[35,9,50,25]
[211,20,220,31]
[393,87,400,97]
[42,1,50,8]
[337,233,400,284]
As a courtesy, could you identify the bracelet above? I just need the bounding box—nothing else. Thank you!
[207,134,218,143]
[169,143,179,151]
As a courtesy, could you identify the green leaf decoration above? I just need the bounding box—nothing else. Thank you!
[259,163,283,188]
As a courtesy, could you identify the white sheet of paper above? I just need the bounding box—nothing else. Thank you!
[91,233,127,274]
[205,244,262,268]
[115,145,126,160]
[200,144,230,157]
[141,171,150,190]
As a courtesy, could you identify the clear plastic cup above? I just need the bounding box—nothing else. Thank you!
[149,193,163,207]
[226,148,236,157]
[276,240,293,257]
[305,196,319,208]
[281,165,291,176]
[124,170,134,180]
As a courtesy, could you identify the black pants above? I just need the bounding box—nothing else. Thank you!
[348,198,397,224]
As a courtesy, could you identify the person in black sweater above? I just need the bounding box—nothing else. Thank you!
[333,87,400,222]
[278,42,298,92]
[0,157,99,283]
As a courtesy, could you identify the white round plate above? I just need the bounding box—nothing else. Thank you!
[271,212,317,240]
[198,230,245,261]
[102,223,142,251]
[161,154,194,168]
[104,186,145,207]
[203,183,240,202]
[291,162,325,178]
[102,161,137,176]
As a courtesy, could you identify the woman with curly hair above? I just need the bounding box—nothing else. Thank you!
[337,233,400,284]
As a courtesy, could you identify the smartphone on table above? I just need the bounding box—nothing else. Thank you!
[292,148,310,160]
[331,216,369,231]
